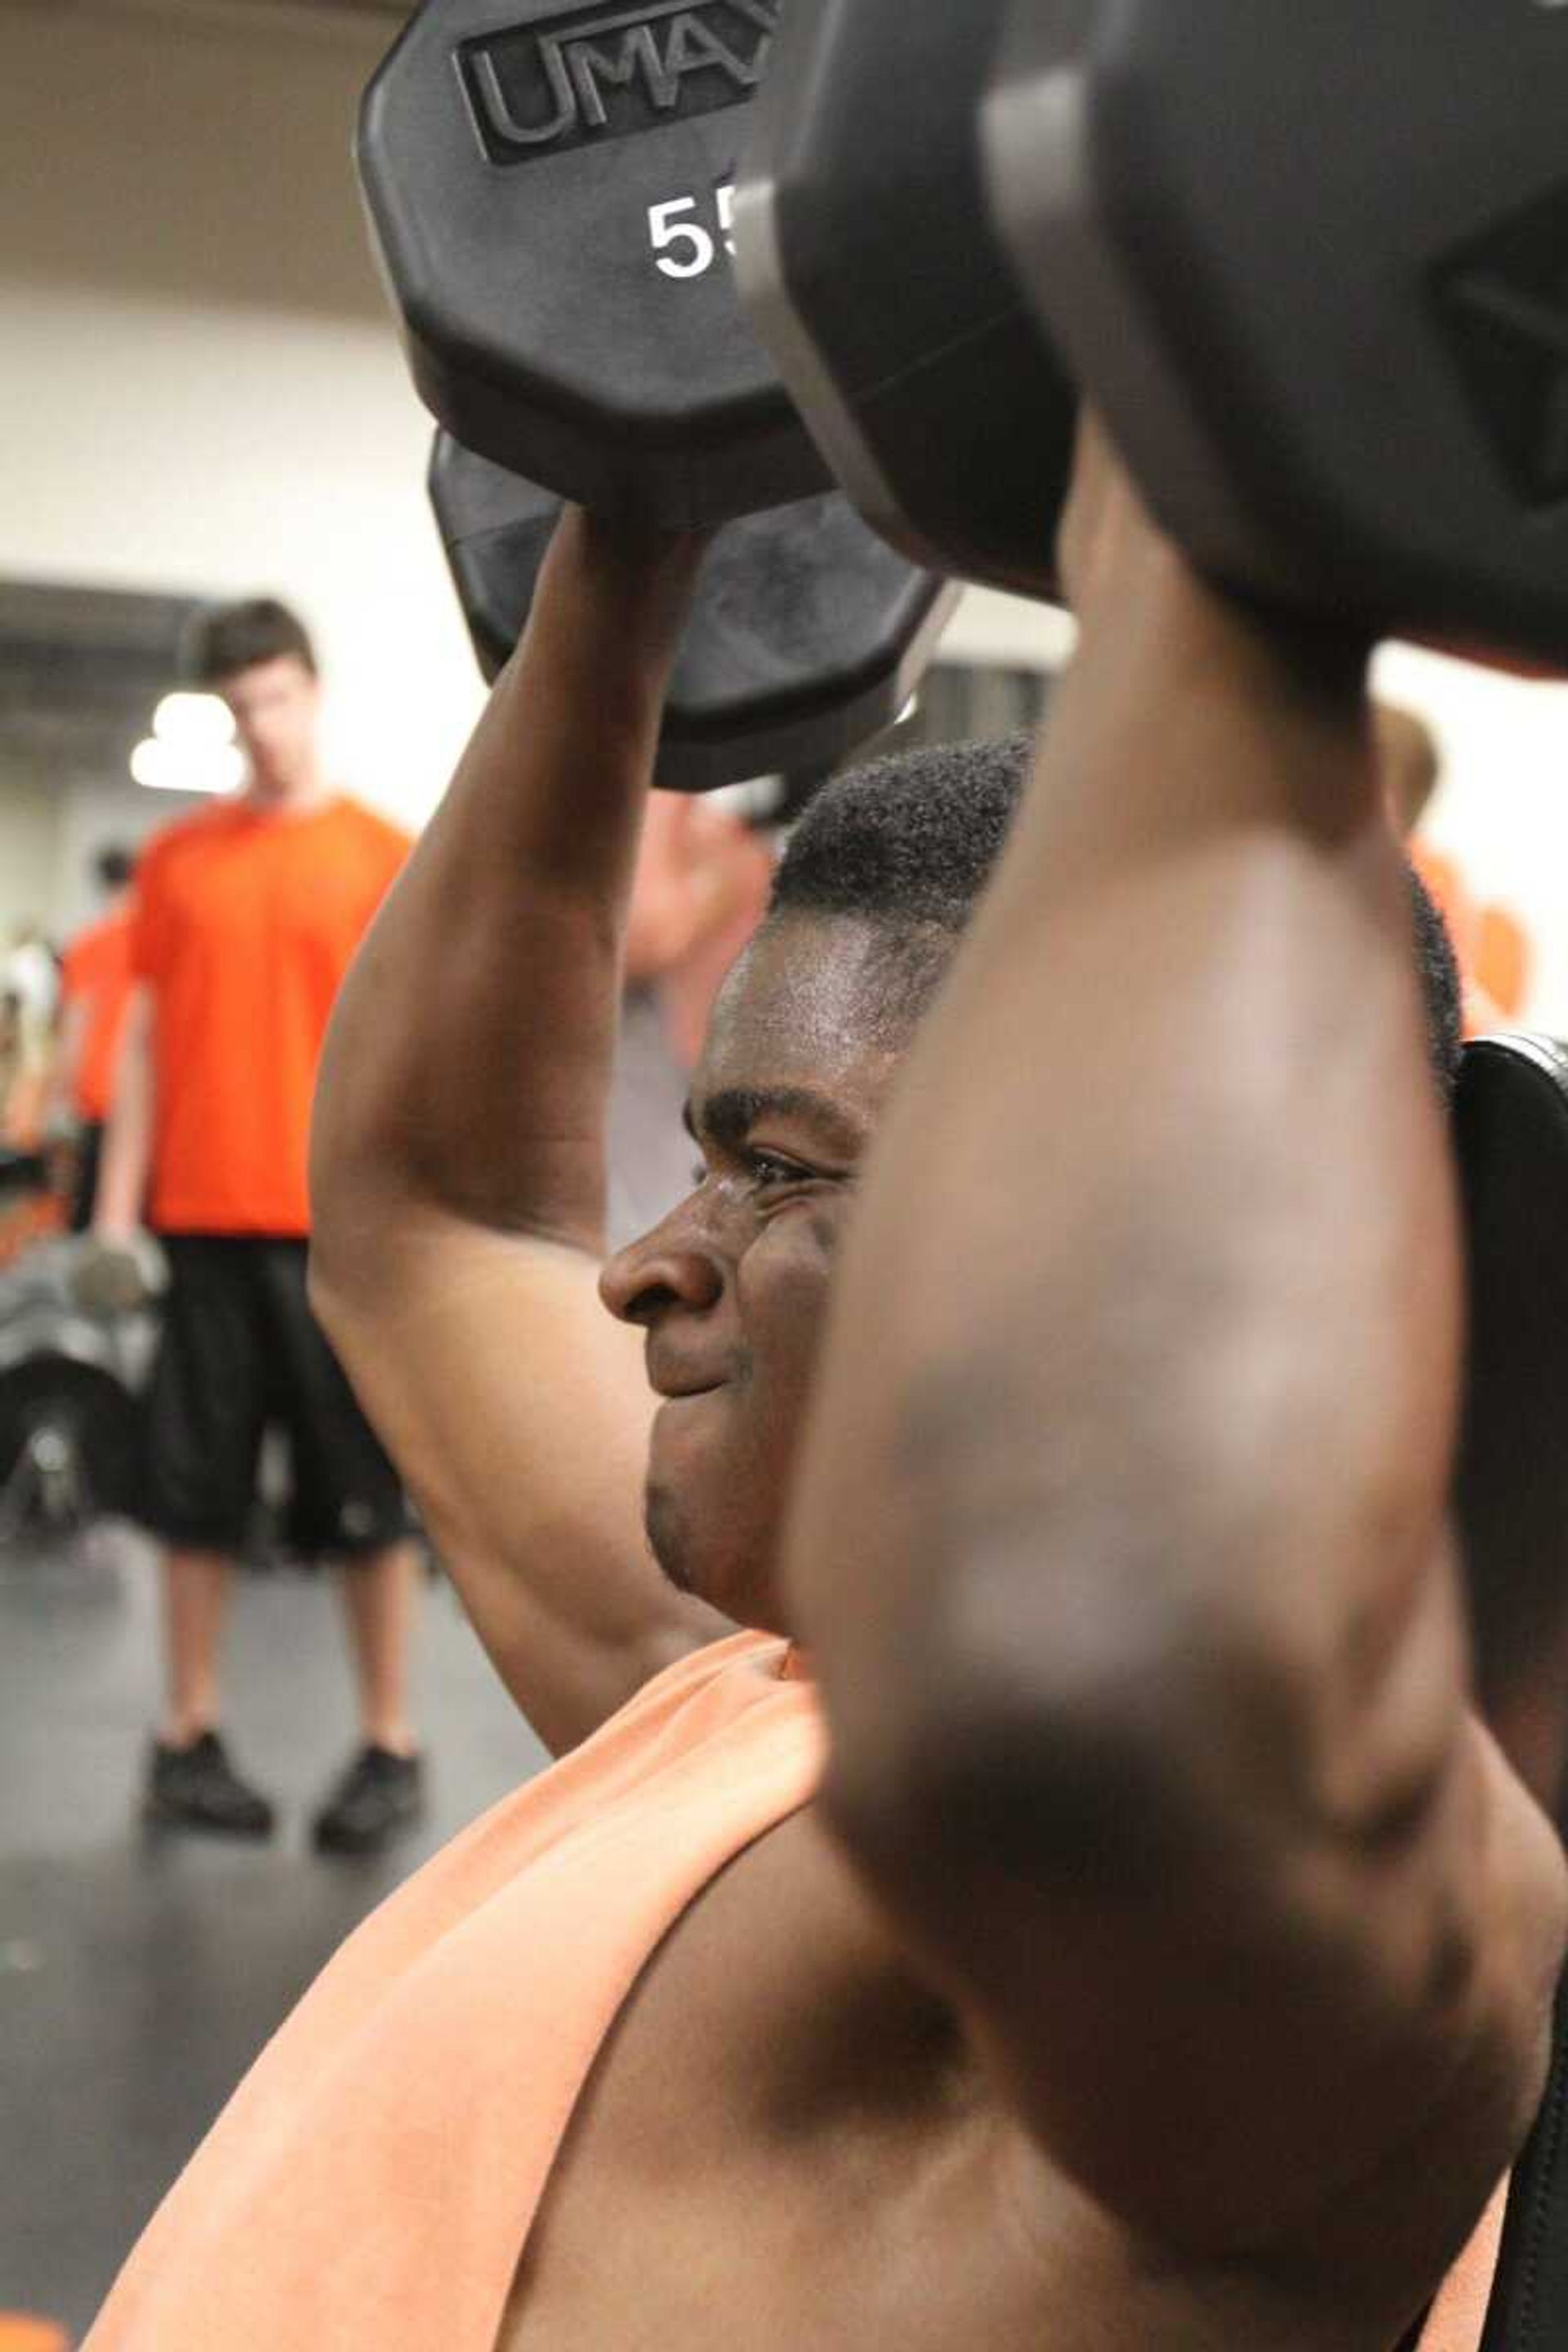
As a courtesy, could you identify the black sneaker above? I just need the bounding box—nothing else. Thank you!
[312,1746,425,1856]
[145,1731,275,1838]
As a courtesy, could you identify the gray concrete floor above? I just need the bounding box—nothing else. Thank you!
[0,1526,546,2341]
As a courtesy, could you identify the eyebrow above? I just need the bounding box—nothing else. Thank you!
[684,1086,865,1163]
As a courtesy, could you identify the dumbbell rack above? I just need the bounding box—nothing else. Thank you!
[0,1246,152,1554]
[0,1420,97,1548]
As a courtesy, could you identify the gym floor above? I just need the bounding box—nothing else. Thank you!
[0,1530,546,2340]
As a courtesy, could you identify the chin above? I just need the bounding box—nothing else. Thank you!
[644,1481,697,1597]
[644,1480,784,1632]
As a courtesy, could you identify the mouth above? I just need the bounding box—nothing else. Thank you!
[648,1354,731,1402]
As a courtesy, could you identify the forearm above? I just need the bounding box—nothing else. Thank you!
[313,514,706,1271]
[792,558,1464,1858]
[40,1004,86,1137]
[93,1031,152,1236]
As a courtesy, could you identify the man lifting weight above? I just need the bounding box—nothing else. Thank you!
[82,441,1566,2350]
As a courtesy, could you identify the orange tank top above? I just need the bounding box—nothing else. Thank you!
[80,1630,1503,2352]
[82,1633,825,2352]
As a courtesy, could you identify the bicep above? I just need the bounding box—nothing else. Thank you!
[998,1735,1556,2270]
[314,1218,728,1753]
[833,1561,1567,2285]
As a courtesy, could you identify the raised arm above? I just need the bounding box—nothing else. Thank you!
[787,434,1568,2299]
[310,515,730,1756]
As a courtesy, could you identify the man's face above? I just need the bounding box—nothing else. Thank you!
[217,655,320,800]
[600,911,911,1633]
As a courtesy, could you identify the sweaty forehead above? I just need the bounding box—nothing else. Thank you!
[697,911,908,1121]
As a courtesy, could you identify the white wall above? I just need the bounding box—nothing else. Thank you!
[1376,644,1568,1035]
[0,774,69,942]
[0,2,485,839]
[0,279,485,836]
[0,763,207,946]
[2,2,1566,1026]
[51,777,209,940]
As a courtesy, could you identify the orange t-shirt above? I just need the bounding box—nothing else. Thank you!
[60,908,136,1124]
[133,796,410,1236]
[1476,904,1531,1022]
[82,1633,826,2352]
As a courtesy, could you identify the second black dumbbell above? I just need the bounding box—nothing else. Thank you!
[430,434,957,793]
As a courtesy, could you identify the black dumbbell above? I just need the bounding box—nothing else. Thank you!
[359,0,956,785]
[731,0,1076,600]
[0,1305,141,1541]
[430,433,956,791]
[983,1,1568,669]
[359,0,821,528]
[1453,1033,1568,1804]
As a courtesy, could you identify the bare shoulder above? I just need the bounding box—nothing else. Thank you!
[512,1794,1481,2352]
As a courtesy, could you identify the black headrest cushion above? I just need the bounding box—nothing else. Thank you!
[1455,1034,1568,1817]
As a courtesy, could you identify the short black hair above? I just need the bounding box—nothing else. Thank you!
[768,733,1464,1093]
[181,598,317,688]
[94,844,135,894]
[1410,862,1465,1098]
[768,736,1033,1027]
[773,736,1031,933]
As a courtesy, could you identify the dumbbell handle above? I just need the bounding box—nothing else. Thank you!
[71,1233,166,1321]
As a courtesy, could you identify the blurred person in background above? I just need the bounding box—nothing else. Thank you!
[47,844,138,1232]
[93,598,425,1855]
[608,789,775,1250]
[1378,702,1535,1032]
[626,792,777,1069]
[0,923,61,1152]
[0,988,44,1156]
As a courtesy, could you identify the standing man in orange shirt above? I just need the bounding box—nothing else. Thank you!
[51,846,138,1232]
[94,599,425,1852]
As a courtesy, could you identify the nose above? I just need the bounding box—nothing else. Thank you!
[600,1199,724,1328]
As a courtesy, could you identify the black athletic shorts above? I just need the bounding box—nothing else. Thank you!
[69,1122,103,1236]
[137,1235,411,1564]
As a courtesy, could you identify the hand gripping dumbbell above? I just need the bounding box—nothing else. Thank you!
[980,0,1568,668]
[430,431,951,791]
[733,0,1568,672]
